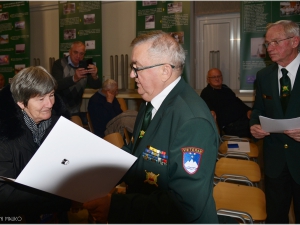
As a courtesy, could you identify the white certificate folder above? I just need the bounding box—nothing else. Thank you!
[0,116,137,203]
[259,116,300,133]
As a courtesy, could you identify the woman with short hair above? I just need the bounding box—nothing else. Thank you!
[0,66,72,223]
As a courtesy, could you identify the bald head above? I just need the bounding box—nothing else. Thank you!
[206,68,223,89]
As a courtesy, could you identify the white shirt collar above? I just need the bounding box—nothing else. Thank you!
[148,76,181,118]
[68,56,77,68]
[278,53,300,90]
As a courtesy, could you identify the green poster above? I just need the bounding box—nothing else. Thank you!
[240,1,300,91]
[58,1,102,84]
[0,1,30,85]
[136,1,190,82]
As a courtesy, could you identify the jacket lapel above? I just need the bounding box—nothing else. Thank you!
[286,63,300,117]
[269,64,285,117]
[133,79,186,154]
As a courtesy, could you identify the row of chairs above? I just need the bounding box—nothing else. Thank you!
[213,133,266,223]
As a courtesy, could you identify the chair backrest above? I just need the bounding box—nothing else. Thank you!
[123,128,131,145]
[213,182,266,222]
[71,115,83,127]
[86,112,94,133]
[117,98,128,112]
[103,132,124,148]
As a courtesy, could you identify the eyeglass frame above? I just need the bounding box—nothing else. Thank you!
[130,63,175,78]
[263,36,294,48]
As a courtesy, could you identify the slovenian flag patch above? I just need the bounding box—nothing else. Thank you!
[181,147,204,174]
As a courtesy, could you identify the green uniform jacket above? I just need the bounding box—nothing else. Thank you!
[108,78,219,223]
[250,63,300,184]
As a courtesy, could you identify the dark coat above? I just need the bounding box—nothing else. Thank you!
[109,78,219,223]
[250,63,300,183]
[88,91,123,138]
[0,85,71,217]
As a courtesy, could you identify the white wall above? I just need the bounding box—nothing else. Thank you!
[101,1,136,89]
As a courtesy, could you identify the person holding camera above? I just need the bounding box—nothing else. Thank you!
[52,41,101,116]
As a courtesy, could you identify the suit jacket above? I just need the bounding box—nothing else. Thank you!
[250,63,300,183]
[108,78,219,223]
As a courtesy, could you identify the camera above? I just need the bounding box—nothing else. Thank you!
[78,58,93,70]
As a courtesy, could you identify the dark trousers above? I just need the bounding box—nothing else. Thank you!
[222,117,251,138]
[265,164,300,223]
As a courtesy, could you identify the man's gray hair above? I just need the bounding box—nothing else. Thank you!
[102,79,117,91]
[267,20,300,38]
[10,66,57,107]
[130,31,185,72]
[70,41,85,49]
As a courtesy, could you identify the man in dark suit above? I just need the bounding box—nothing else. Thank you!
[83,31,219,223]
[250,20,300,223]
[201,68,252,138]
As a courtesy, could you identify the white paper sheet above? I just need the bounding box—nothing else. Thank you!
[227,141,250,153]
[0,116,137,203]
[259,116,300,133]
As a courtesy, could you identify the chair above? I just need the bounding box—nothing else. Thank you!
[218,139,259,161]
[71,115,83,127]
[213,182,266,223]
[215,157,261,187]
[86,112,94,133]
[103,132,124,148]
[117,98,128,111]
[123,127,131,145]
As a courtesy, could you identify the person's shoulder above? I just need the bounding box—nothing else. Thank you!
[200,84,211,95]
[257,62,277,75]
[88,91,104,104]
[53,57,67,68]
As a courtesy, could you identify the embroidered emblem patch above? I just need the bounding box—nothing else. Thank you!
[182,147,204,174]
[144,170,160,187]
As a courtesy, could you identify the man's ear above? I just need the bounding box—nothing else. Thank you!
[17,101,25,110]
[292,36,300,49]
[161,64,172,82]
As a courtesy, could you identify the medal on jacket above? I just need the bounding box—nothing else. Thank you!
[139,130,145,138]
[144,170,159,187]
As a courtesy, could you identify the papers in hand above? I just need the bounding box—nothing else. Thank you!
[227,141,250,153]
[0,116,137,203]
[259,116,300,133]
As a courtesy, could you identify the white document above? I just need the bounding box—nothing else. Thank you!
[0,116,137,203]
[259,116,300,133]
[227,141,250,153]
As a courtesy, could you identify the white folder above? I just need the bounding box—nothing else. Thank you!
[0,116,137,203]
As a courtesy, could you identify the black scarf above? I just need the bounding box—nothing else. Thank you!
[22,110,52,146]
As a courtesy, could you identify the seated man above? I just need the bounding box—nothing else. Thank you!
[88,79,123,138]
[200,68,252,138]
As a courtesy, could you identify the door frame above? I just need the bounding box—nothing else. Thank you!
[196,13,240,90]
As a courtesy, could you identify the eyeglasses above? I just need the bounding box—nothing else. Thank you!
[208,75,222,80]
[72,50,85,56]
[130,63,175,78]
[263,36,294,48]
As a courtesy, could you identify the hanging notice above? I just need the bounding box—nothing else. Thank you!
[240,1,300,92]
[58,1,102,84]
[136,1,190,82]
[0,1,30,84]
